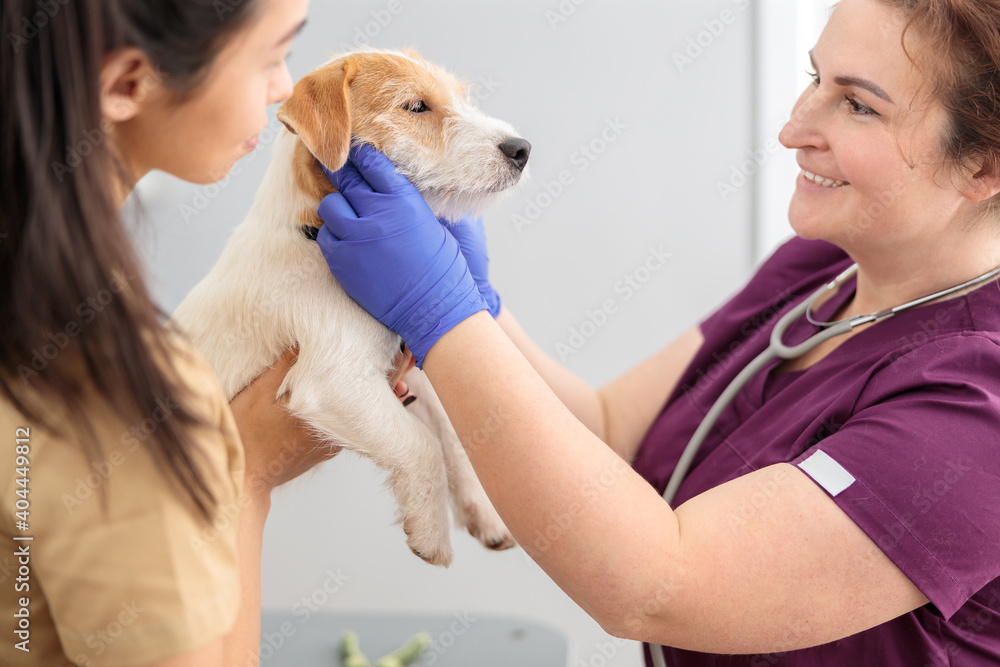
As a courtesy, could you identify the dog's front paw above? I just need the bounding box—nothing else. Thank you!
[402,516,454,567]
[460,499,516,552]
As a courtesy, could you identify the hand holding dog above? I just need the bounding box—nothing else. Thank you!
[445,216,502,319]
[317,144,490,367]
[230,346,415,496]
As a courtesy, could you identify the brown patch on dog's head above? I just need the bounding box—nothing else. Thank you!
[278,58,357,173]
[278,58,358,228]
[280,49,528,228]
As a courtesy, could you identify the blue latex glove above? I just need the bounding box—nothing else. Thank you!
[445,217,502,319]
[316,144,490,368]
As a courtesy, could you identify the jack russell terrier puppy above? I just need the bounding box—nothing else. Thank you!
[171,49,531,566]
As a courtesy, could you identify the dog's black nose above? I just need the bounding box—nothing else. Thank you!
[499,138,531,172]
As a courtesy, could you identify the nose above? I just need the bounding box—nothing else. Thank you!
[499,138,531,172]
[779,87,827,151]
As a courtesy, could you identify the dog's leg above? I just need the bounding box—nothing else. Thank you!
[282,346,455,567]
[404,369,515,551]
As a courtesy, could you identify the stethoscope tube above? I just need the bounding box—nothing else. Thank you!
[660,295,854,505]
[652,278,856,667]
[650,260,1000,666]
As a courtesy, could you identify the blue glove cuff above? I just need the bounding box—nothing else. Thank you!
[377,243,491,367]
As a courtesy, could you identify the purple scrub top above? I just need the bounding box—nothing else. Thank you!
[633,236,1000,666]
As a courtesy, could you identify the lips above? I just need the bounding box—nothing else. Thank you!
[244,135,260,151]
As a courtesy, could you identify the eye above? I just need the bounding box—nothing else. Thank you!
[845,96,878,117]
[406,100,429,114]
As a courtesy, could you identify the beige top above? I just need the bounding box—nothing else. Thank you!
[0,330,245,666]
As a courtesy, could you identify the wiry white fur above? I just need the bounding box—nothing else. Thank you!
[386,103,528,222]
[171,55,528,566]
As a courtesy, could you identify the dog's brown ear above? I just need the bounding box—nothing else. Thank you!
[277,58,358,171]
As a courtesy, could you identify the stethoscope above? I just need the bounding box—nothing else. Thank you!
[650,260,1000,667]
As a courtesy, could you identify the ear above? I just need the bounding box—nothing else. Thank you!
[100,47,162,123]
[277,58,358,171]
[951,152,1000,203]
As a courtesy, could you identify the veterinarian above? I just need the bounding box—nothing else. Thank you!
[315,0,1000,665]
[0,0,424,665]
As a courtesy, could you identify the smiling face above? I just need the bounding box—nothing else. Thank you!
[778,0,980,264]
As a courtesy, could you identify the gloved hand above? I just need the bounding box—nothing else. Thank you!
[316,144,490,368]
[444,217,502,318]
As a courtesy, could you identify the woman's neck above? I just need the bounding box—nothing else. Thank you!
[844,230,1000,319]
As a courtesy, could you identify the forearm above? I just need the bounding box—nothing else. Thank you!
[495,307,607,440]
[424,312,682,634]
[497,307,703,462]
[223,488,270,667]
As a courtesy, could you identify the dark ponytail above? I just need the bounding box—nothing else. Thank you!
[1,0,260,519]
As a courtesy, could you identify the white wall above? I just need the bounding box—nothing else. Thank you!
[754,0,836,260]
[126,1,833,664]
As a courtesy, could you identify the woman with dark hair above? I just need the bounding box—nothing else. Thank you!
[315,0,1000,665]
[1,0,412,665]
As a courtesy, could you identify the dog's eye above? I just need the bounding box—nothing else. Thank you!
[406,101,429,114]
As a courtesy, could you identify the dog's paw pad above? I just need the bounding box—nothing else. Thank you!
[408,543,453,567]
[486,535,516,551]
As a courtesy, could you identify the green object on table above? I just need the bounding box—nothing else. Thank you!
[374,632,432,667]
[341,630,372,667]
[341,630,431,667]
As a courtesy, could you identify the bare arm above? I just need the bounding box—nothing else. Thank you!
[218,349,414,666]
[141,640,224,667]
[424,312,927,653]
[495,307,703,461]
